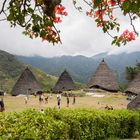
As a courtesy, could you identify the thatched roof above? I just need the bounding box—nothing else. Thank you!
[53,70,76,92]
[11,67,41,96]
[127,94,140,110]
[88,59,119,92]
[125,72,140,95]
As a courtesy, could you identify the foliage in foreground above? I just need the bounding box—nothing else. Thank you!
[0,108,140,140]
[1,0,140,46]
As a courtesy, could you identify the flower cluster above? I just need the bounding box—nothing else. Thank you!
[85,0,137,46]
[112,30,135,46]
[55,5,68,16]
[24,4,68,44]
[41,5,68,43]
[42,26,60,43]
[53,5,68,23]
[121,30,135,42]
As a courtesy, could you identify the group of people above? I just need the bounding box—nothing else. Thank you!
[57,93,76,109]
[105,105,114,110]
[39,94,52,104]
[23,92,76,109]
[66,95,76,107]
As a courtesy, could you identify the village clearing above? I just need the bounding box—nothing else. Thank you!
[3,92,130,113]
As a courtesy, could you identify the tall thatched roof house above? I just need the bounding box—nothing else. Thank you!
[127,94,140,110]
[125,72,140,95]
[53,70,76,92]
[88,59,119,92]
[11,67,41,96]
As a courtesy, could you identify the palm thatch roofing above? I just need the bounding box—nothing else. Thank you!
[125,72,140,95]
[53,70,76,92]
[88,59,119,92]
[11,67,41,96]
[127,94,140,110]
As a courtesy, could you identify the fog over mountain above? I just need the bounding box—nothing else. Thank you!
[16,51,140,84]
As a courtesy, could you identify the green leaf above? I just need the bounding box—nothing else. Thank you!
[122,0,131,14]
[27,7,34,14]
[73,0,76,5]
[93,0,101,9]
[116,27,120,32]
[25,23,31,30]
[40,30,46,37]
[46,20,53,26]
[111,39,116,45]
[32,25,40,32]
[7,14,14,21]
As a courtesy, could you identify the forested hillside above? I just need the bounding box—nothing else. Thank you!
[0,50,57,93]
[17,52,140,84]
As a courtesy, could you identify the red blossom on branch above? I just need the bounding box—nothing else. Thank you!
[121,30,135,41]
[109,0,116,6]
[53,16,62,23]
[54,5,68,16]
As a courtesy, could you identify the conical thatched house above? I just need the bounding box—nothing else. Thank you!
[12,67,41,96]
[53,70,76,92]
[127,94,140,110]
[88,59,119,92]
[125,72,140,95]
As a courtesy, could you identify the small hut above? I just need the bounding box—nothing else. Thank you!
[125,72,140,95]
[53,70,76,92]
[88,59,119,92]
[127,94,140,110]
[11,67,41,96]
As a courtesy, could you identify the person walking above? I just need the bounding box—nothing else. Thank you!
[0,98,5,112]
[57,94,61,109]
[24,96,28,104]
[39,94,42,105]
[66,96,69,107]
[45,95,49,104]
[72,95,76,105]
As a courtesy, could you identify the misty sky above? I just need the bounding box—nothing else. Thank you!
[0,0,140,57]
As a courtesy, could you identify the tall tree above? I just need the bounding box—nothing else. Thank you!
[126,67,137,82]
[126,62,140,82]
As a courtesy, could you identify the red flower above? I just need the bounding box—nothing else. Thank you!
[121,30,135,41]
[109,0,116,6]
[54,17,62,23]
[86,11,93,17]
[54,5,68,16]
[95,10,105,20]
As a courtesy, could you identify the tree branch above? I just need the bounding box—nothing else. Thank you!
[106,30,114,38]
[83,0,93,8]
[128,13,139,36]
[52,24,62,44]
[0,0,7,14]
[0,18,6,21]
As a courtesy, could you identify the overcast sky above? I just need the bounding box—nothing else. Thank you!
[0,0,140,58]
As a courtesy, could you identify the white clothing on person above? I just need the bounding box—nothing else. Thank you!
[24,96,28,104]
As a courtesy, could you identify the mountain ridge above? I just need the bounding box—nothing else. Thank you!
[0,50,58,93]
[16,51,140,84]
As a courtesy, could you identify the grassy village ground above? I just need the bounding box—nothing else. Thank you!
[1,91,140,140]
[3,91,130,113]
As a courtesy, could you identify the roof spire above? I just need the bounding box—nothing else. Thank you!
[53,70,76,92]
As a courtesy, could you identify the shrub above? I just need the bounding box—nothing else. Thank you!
[0,108,140,139]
